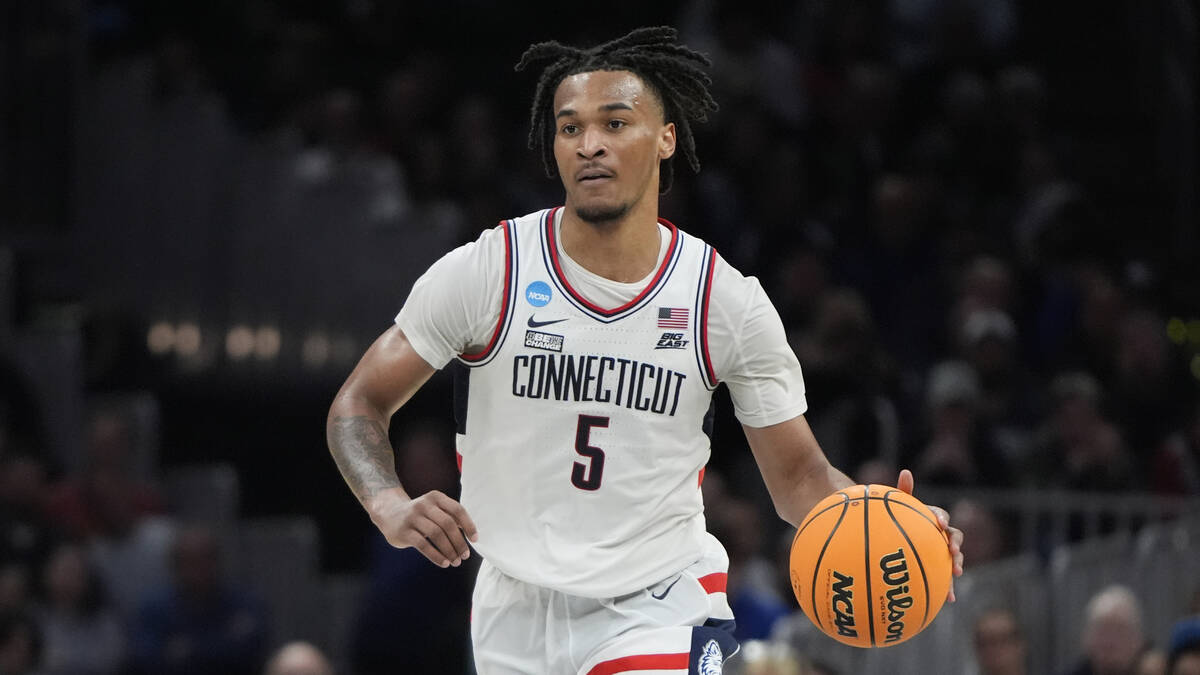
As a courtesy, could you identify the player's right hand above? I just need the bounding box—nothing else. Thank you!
[367,488,479,568]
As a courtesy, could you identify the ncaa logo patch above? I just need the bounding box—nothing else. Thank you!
[699,639,723,674]
[525,281,552,307]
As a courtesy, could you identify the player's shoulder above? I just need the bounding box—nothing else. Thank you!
[501,207,555,238]
[452,208,544,254]
[697,247,770,317]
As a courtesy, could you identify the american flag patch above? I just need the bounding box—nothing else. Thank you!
[657,307,689,329]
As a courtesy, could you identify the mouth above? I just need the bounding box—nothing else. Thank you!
[575,167,614,183]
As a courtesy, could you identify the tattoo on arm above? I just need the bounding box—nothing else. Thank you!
[328,415,402,501]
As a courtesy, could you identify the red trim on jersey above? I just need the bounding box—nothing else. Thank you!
[545,206,681,317]
[460,221,512,362]
[586,652,689,675]
[698,466,705,487]
[698,572,727,594]
[456,452,463,473]
[699,250,718,384]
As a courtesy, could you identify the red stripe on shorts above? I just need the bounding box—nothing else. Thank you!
[698,572,727,594]
[586,652,689,675]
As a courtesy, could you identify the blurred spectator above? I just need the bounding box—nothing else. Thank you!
[733,639,807,675]
[0,565,32,616]
[888,0,1016,70]
[769,609,855,675]
[0,453,56,574]
[954,256,1018,323]
[0,450,56,653]
[263,641,333,675]
[678,2,807,126]
[950,498,1013,566]
[34,542,124,675]
[909,360,1012,487]
[81,469,175,621]
[1062,585,1150,675]
[1169,617,1200,675]
[708,497,789,642]
[1149,394,1200,496]
[1138,649,1167,675]
[0,610,42,675]
[130,525,266,675]
[771,233,834,338]
[837,173,946,375]
[1027,372,1133,491]
[955,307,1039,465]
[972,606,1028,675]
[854,457,896,487]
[46,405,165,540]
[800,288,900,478]
[1109,308,1179,454]
[994,66,1047,143]
[0,359,49,469]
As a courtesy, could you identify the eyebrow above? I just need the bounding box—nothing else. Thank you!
[555,102,635,119]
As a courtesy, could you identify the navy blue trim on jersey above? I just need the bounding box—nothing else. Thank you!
[701,398,716,440]
[540,207,684,324]
[459,220,518,367]
[702,617,736,633]
[691,246,719,390]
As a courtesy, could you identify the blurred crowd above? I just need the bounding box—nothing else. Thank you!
[0,399,269,674]
[728,586,1200,675]
[2,0,1198,673]
[65,0,1198,490]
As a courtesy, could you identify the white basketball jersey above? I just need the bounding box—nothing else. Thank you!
[454,207,722,598]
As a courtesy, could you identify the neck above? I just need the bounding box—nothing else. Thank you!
[560,199,661,283]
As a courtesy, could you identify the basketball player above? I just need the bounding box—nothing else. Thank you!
[327,27,964,674]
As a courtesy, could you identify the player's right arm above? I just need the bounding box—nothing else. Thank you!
[327,222,503,567]
[326,325,478,568]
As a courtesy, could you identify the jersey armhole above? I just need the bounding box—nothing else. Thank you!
[458,220,517,366]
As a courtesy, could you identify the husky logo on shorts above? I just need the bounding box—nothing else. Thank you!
[699,639,723,674]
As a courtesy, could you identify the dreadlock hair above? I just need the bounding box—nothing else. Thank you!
[515,26,718,194]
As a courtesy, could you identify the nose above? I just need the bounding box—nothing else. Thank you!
[576,126,606,159]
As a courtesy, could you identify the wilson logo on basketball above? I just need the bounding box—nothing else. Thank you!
[880,549,914,644]
[830,571,857,638]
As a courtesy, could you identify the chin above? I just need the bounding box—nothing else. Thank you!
[574,201,630,225]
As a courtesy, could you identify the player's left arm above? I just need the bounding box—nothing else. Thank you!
[741,414,854,528]
[712,258,963,595]
[743,418,965,600]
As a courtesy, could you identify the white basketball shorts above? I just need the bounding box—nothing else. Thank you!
[470,533,739,675]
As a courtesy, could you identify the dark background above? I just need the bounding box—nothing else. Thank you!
[1,0,1198,672]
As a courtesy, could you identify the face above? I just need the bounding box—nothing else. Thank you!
[1086,613,1143,673]
[552,70,675,225]
[975,611,1026,675]
[1175,653,1200,675]
[45,545,88,606]
[174,529,220,596]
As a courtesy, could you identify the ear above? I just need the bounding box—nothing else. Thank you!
[658,122,676,160]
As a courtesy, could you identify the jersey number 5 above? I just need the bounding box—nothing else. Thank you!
[571,414,609,491]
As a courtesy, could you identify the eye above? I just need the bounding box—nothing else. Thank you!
[561,123,579,135]
[607,119,626,130]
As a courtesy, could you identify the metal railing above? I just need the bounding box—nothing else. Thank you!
[918,486,1200,556]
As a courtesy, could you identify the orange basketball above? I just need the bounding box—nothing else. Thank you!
[788,484,952,648]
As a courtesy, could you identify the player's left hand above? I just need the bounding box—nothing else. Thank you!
[896,468,963,602]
